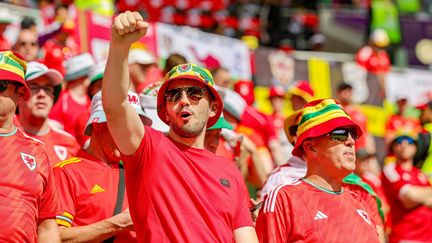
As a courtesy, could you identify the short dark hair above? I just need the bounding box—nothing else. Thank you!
[337,82,352,92]
[164,53,187,74]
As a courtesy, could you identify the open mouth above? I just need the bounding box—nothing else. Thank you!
[179,110,192,120]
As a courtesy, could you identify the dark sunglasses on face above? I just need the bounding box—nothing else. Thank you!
[326,128,358,142]
[394,136,415,145]
[165,87,207,103]
[0,80,21,92]
[28,84,54,95]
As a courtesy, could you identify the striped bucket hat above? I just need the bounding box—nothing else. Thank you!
[157,63,223,127]
[288,80,314,102]
[292,98,363,157]
[0,51,30,99]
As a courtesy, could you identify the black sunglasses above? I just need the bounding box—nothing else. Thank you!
[165,87,207,103]
[0,80,21,92]
[326,128,358,142]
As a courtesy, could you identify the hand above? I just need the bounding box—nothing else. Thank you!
[108,209,134,231]
[111,11,148,48]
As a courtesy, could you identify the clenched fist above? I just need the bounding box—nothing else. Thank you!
[111,11,149,48]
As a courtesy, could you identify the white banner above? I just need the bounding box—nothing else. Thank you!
[156,23,251,80]
[386,68,432,106]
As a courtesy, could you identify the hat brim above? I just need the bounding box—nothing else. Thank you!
[283,110,302,144]
[208,116,233,130]
[84,109,153,136]
[0,70,30,100]
[65,68,91,82]
[292,117,363,157]
[157,75,223,128]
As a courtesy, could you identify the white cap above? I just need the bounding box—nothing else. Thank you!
[85,91,153,135]
[25,61,63,86]
[216,86,247,121]
[64,52,95,81]
[88,61,106,84]
[128,49,156,65]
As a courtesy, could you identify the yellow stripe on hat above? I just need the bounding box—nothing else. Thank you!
[0,63,25,79]
[297,110,351,137]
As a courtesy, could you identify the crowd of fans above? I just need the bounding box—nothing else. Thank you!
[1,1,432,243]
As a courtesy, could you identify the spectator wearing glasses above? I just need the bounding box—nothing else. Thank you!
[382,131,432,243]
[0,51,60,241]
[256,98,380,243]
[17,61,80,164]
[101,11,258,243]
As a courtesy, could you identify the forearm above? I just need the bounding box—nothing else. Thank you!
[102,44,131,116]
[268,140,285,166]
[59,214,132,243]
[400,185,432,208]
[38,219,60,243]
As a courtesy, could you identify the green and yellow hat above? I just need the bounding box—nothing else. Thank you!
[0,51,29,99]
[157,63,223,127]
[292,98,362,157]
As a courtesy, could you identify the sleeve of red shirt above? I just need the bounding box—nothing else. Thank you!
[255,187,291,243]
[53,165,77,227]
[382,164,407,199]
[234,178,254,229]
[38,152,61,221]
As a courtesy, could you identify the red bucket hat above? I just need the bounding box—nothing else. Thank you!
[0,51,30,100]
[157,63,223,127]
[288,80,314,102]
[292,98,363,157]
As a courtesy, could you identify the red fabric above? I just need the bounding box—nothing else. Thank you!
[356,46,390,74]
[382,163,432,243]
[49,90,91,139]
[27,127,80,165]
[53,150,136,242]
[42,39,78,76]
[120,126,253,242]
[215,137,235,162]
[256,180,380,243]
[0,128,60,242]
[362,172,391,230]
[385,114,420,138]
[240,106,278,144]
[344,183,383,227]
[0,36,11,50]
[74,110,90,147]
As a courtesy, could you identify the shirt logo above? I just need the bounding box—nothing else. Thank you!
[91,184,106,194]
[220,179,231,188]
[127,94,139,105]
[21,152,36,171]
[356,209,372,226]
[54,145,67,161]
[313,211,328,220]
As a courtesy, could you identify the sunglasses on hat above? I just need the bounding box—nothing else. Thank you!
[165,87,207,103]
[326,128,358,142]
[394,136,415,145]
[0,80,21,92]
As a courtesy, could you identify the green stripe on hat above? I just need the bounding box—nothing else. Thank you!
[2,54,26,73]
[299,104,344,126]
[192,65,214,86]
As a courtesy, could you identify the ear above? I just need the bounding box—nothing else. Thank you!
[16,86,27,102]
[302,140,317,155]
[209,101,219,118]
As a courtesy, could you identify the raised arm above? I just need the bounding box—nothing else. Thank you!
[102,11,148,155]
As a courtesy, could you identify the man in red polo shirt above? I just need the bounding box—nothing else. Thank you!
[18,61,80,164]
[102,11,257,242]
[54,91,152,242]
[256,99,380,242]
[0,51,60,242]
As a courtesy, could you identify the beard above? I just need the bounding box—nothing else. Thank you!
[171,118,207,138]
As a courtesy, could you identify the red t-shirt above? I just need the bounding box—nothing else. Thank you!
[356,46,390,74]
[121,126,253,242]
[256,179,380,243]
[54,150,136,242]
[49,90,91,139]
[30,127,80,165]
[240,106,278,145]
[382,163,432,243]
[0,128,60,242]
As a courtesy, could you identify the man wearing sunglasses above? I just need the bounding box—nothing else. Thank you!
[101,11,257,243]
[256,98,380,242]
[0,51,60,241]
[17,61,80,164]
[382,133,432,243]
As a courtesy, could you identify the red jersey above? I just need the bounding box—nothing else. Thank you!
[29,127,80,165]
[356,46,390,74]
[256,179,380,243]
[49,90,91,139]
[382,163,432,243]
[121,126,253,242]
[0,128,60,242]
[54,150,136,242]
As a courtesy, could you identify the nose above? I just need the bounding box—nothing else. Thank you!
[178,90,190,105]
[344,133,356,147]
